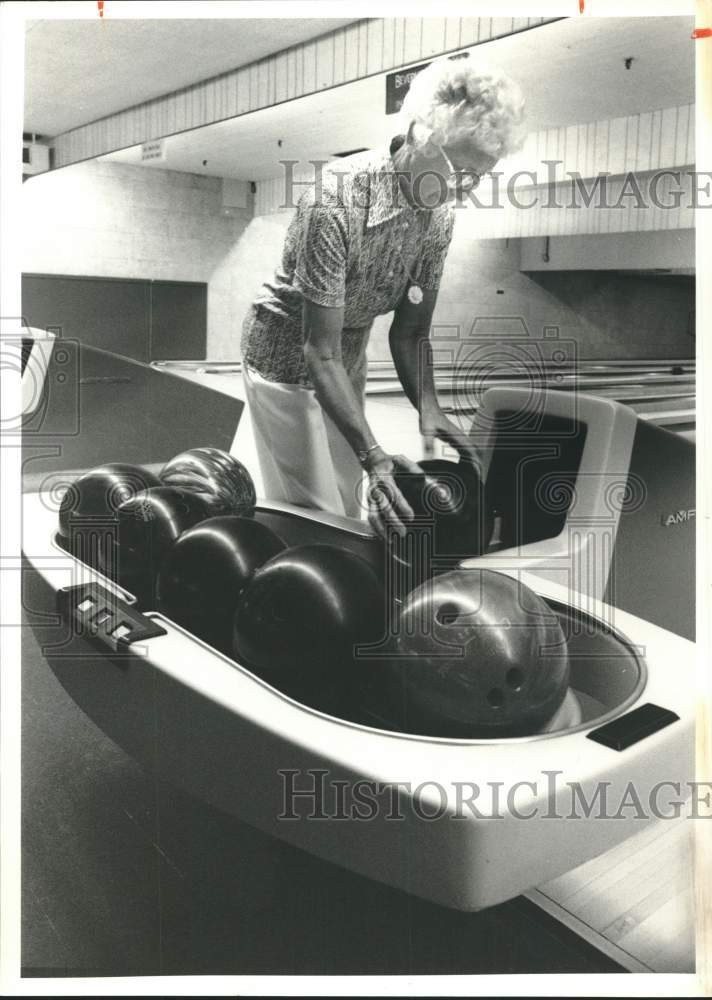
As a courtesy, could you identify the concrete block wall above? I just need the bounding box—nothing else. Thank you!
[416,228,694,361]
[22,161,694,363]
[21,160,254,356]
[243,208,694,363]
[208,211,296,358]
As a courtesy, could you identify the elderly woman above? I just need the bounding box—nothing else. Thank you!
[241,55,525,537]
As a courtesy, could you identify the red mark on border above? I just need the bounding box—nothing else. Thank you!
[98,1,104,16]
[579,0,584,12]
[692,27,711,39]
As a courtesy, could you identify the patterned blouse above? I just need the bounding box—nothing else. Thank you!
[241,141,455,387]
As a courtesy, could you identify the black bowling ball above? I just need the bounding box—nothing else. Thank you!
[232,543,387,707]
[156,515,285,654]
[58,463,161,569]
[108,486,211,603]
[388,458,492,598]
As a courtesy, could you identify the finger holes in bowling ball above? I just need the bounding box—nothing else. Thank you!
[435,601,461,626]
[506,667,524,691]
[391,569,573,737]
[487,688,505,709]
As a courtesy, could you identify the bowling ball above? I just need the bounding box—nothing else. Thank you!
[388,568,570,738]
[156,515,285,654]
[58,463,161,568]
[159,447,256,517]
[388,458,493,599]
[232,543,387,706]
[107,486,211,603]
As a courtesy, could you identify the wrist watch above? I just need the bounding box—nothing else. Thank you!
[357,443,381,467]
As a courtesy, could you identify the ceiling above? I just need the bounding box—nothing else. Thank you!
[24,17,360,136]
[99,16,695,183]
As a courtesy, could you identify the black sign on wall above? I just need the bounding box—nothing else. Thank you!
[385,62,430,115]
[385,52,471,115]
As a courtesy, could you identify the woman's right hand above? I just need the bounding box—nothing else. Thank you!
[365,451,421,539]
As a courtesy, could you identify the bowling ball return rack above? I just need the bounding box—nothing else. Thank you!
[22,482,694,912]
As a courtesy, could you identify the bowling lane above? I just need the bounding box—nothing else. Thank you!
[365,373,696,398]
[415,375,695,435]
[529,815,695,973]
[150,360,695,480]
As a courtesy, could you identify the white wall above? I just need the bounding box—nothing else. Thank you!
[21,160,694,364]
[21,160,254,357]
[519,229,694,271]
[208,211,294,358]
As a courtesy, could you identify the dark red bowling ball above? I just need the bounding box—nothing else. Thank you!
[156,515,285,654]
[159,447,256,517]
[58,463,161,569]
[232,544,386,705]
[388,458,492,599]
[107,486,211,603]
[389,568,570,738]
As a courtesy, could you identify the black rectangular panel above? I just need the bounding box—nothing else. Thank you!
[149,280,207,361]
[604,419,695,641]
[385,62,430,114]
[586,703,680,751]
[22,274,151,362]
[485,411,587,549]
[22,274,208,364]
[384,53,470,115]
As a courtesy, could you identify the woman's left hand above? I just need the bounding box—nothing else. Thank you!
[420,410,483,473]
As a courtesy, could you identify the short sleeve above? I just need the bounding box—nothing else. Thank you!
[293,192,349,308]
[414,205,455,294]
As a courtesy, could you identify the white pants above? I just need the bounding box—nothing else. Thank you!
[242,365,366,519]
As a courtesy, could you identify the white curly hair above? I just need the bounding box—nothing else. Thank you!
[400,55,526,158]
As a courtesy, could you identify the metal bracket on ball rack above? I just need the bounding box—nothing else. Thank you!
[57,582,167,658]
